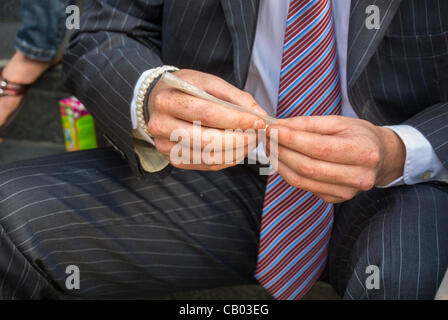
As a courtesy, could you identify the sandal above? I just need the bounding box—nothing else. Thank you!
[0,67,32,131]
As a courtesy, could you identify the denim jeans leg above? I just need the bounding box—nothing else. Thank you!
[14,0,77,61]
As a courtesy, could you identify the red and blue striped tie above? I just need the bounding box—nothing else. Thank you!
[255,0,342,300]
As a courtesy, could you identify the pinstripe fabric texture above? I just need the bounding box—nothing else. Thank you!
[0,0,440,299]
[1,150,447,299]
[63,0,448,175]
[63,0,260,177]
[0,149,266,299]
[347,0,403,89]
[329,183,448,300]
[347,0,448,168]
[255,0,341,300]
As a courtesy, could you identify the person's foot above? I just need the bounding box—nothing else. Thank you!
[0,51,60,128]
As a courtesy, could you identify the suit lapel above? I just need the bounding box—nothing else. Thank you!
[220,0,401,93]
[220,0,260,88]
[347,0,402,89]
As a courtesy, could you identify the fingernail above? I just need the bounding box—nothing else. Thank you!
[254,119,266,129]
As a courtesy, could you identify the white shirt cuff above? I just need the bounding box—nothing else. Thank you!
[130,69,158,145]
[380,125,448,188]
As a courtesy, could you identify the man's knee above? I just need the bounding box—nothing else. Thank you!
[330,183,448,299]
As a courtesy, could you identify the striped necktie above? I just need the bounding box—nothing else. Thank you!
[255,0,342,300]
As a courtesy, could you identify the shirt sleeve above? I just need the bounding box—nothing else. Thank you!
[379,125,448,188]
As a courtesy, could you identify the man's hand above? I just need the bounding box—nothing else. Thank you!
[266,116,406,203]
[147,69,267,170]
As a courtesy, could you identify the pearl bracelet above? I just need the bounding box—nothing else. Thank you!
[135,65,179,136]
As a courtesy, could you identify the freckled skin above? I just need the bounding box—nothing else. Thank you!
[148,69,405,203]
[148,69,267,171]
[267,116,405,203]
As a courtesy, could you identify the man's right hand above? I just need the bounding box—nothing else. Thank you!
[147,69,267,171]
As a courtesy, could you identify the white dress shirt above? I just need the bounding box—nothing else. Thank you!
[132,0,448,185]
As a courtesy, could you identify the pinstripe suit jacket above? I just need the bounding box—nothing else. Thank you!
[63,0,448,177]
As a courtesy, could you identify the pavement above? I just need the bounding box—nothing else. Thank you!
[0,137,65,164]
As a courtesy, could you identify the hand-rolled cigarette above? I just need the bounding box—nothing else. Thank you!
[161,72,278,125]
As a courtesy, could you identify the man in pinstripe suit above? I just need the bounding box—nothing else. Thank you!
[0,0,447,299]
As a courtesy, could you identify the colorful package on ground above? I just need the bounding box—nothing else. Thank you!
[60,97,98,151]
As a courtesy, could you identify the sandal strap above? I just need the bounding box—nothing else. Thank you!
[0,67,32,97]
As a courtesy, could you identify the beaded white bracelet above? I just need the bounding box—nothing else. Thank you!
[135,65,179,136]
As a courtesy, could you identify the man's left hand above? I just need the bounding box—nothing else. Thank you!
[266,115,406,204]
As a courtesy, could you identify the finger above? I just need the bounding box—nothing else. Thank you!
[148,114,259,151]
[267,144,376,191]
[153,87,266,131]
[154,138,250,166]
[155,139,243,171]
[276,160,360,202]
[267,125,363,165]
[175,69,269,117]
[168,145,247,171]
[170,143,248,170]
[171,162,240,172]
[276,115,349,135]
[314,193,347,204]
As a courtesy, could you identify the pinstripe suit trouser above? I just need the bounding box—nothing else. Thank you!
[0,148,447,299]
